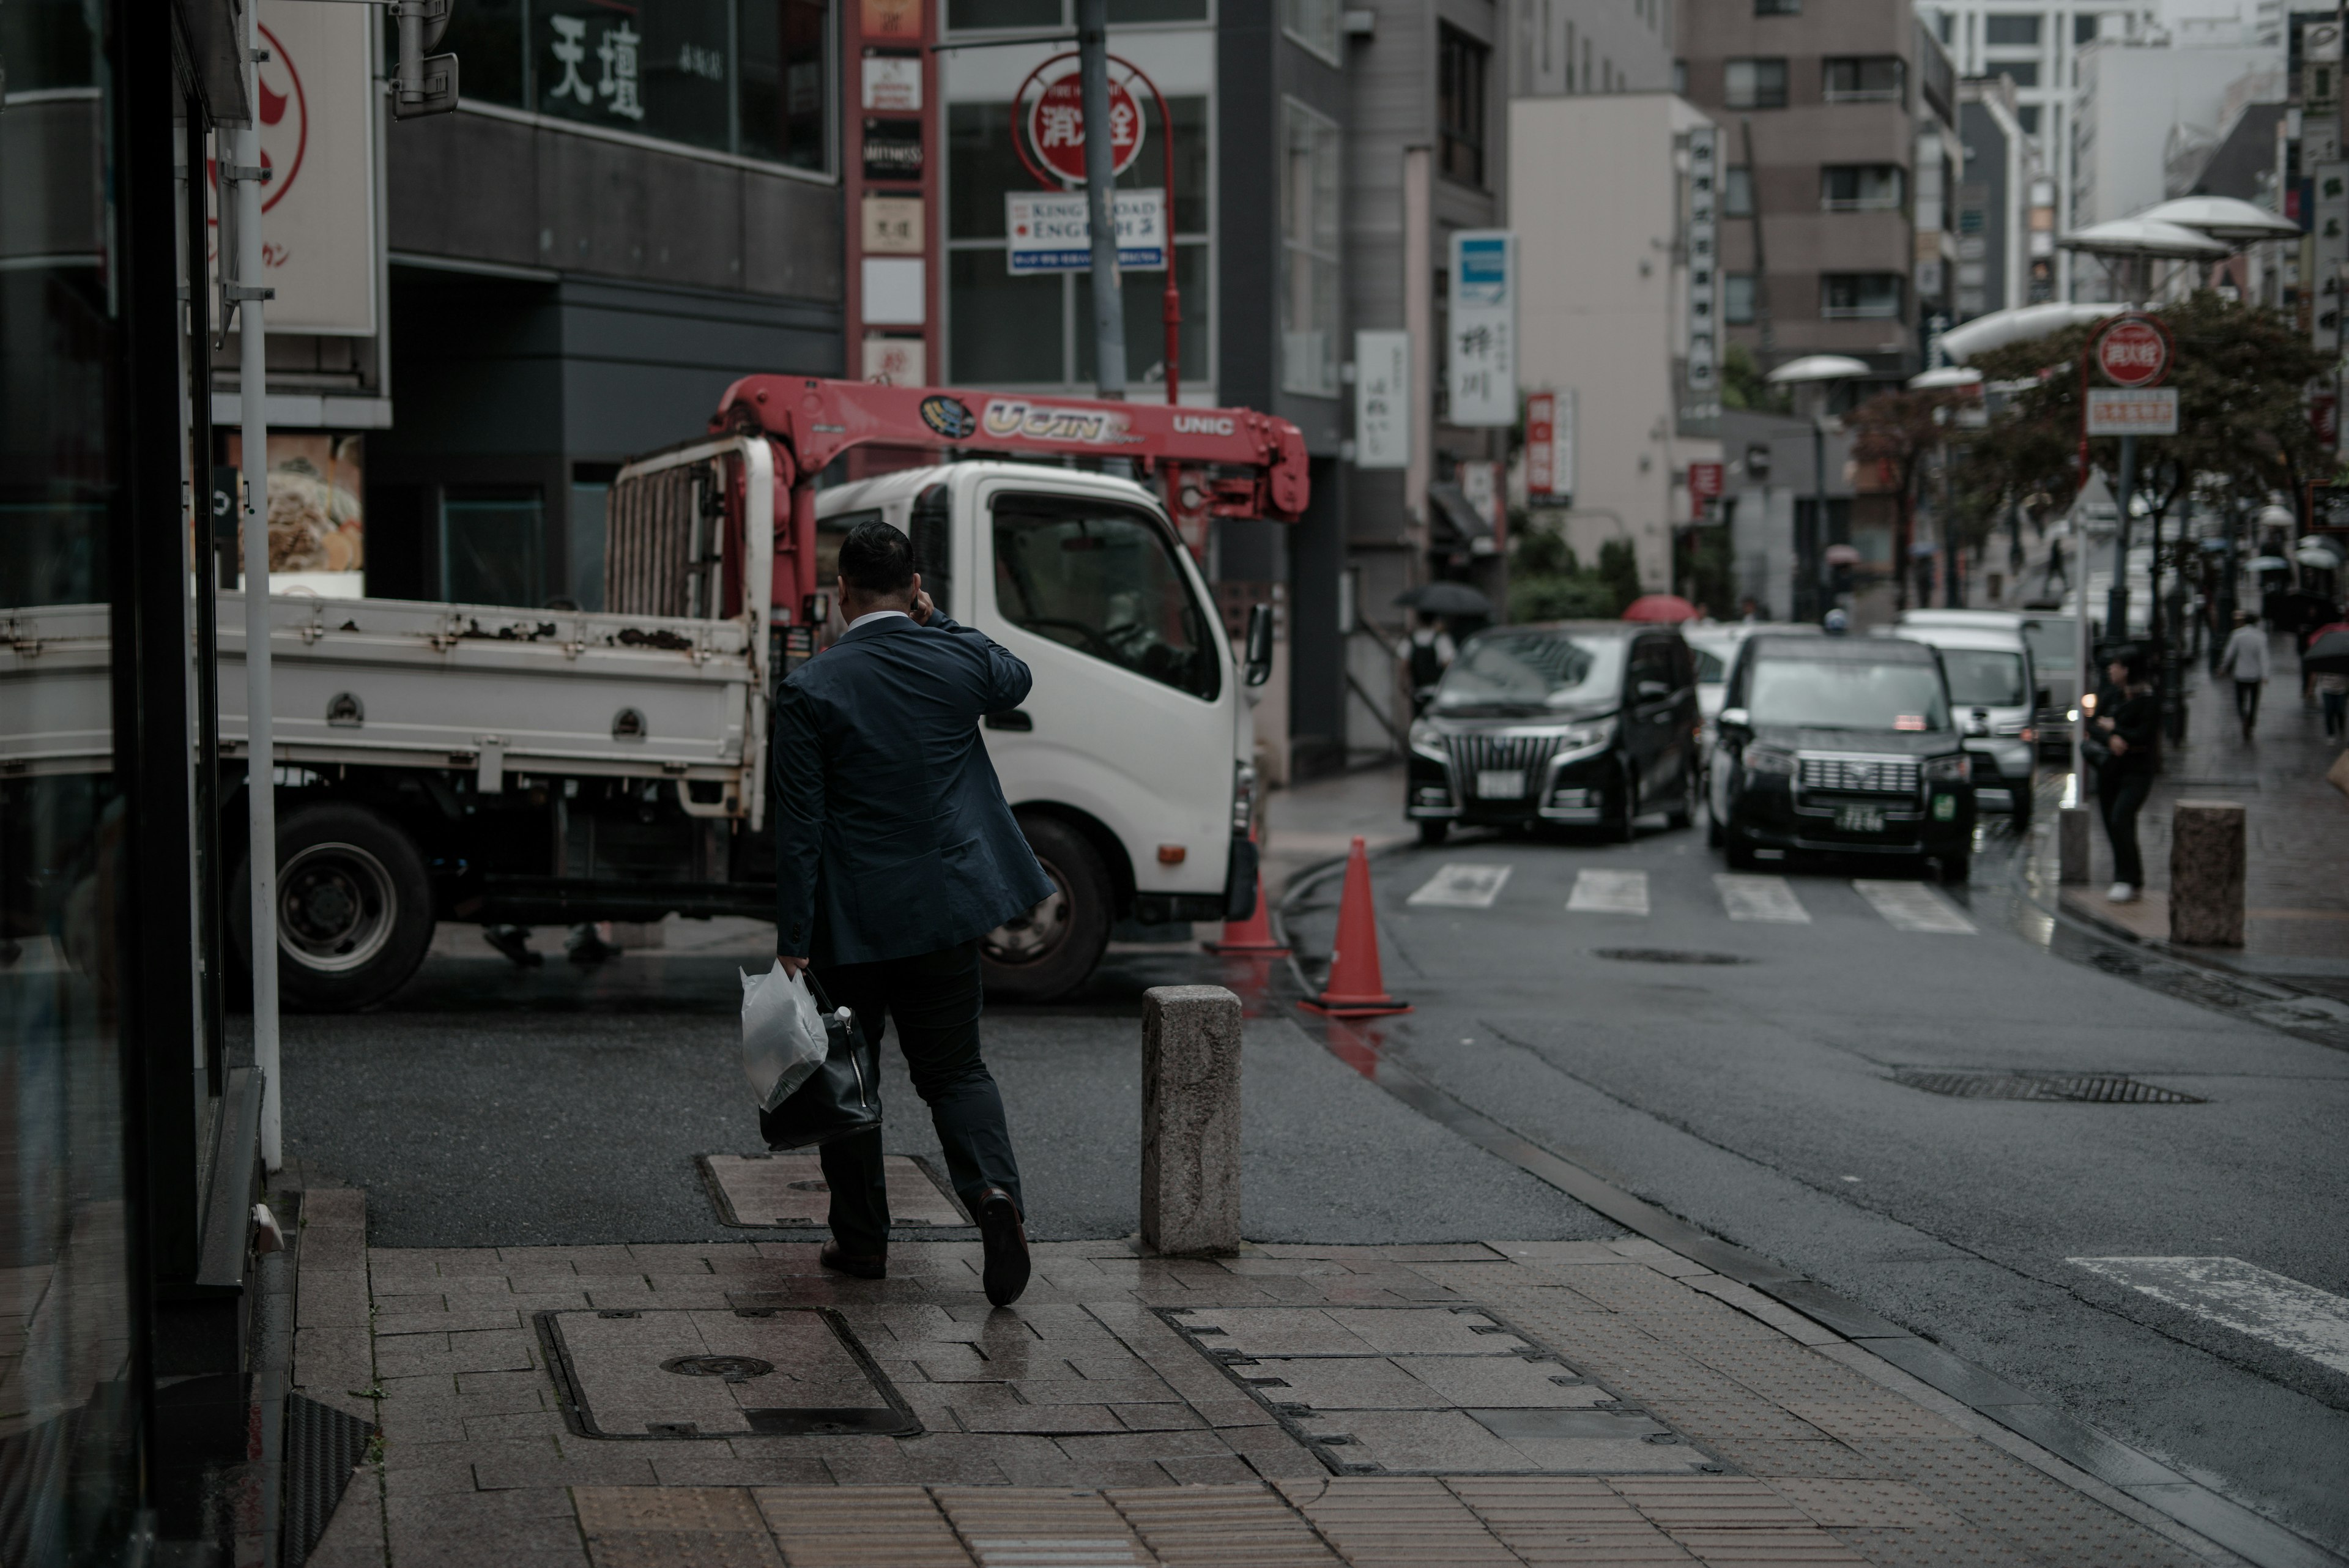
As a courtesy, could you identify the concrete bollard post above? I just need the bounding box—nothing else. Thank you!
[1141,984,1243,1257]
[2169,800,2246,946]
[2058,805,2093,883]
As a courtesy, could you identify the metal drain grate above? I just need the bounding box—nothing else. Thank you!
[1895,1070,2203,1104]
[1592,948,1753,965]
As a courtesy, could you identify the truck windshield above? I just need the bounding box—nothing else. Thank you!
[992,495,1220,701]
[1940,650,2027,706]
[2022,617,2075,672]
[1435,631,1624,715]
[1747,657,1951,731]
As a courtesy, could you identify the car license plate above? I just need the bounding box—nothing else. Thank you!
[1836,806,1885,833]
[1477,769,1527,800]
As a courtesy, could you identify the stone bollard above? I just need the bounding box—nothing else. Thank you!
[2058,805,2093,884]
[1141,985,1243,1257]
[2169,801,2246,946]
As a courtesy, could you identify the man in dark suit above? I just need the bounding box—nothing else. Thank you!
[773,518,1054,1306]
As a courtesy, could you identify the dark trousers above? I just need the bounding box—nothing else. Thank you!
[2099,768,2152,888]
[815,940,1020,1254]
[2233,680,2262,731]
[2324,689,2347,738]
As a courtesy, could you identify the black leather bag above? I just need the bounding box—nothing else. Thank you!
[758,973,883,1151]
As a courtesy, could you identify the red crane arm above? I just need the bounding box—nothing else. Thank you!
[711,376,1311,524]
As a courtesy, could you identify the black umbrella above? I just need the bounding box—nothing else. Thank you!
[1395,581,1494,617]
[2304,628,2349,675]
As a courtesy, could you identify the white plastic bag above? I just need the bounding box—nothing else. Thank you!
[741,960,828,1112]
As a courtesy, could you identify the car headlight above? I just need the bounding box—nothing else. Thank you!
[1923,752,1972,784]
[1554,716,1617,756]
[1744,745,1797,777]
[1408,718,1445,760]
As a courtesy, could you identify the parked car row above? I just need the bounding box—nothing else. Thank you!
[1404,609,2044,882]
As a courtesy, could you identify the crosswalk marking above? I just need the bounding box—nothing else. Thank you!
[1715,874,1811,924]
[1568,869,1650,916]
[1407,863,1513,908]
[1852,879,1976,934]
[2068,1257,2349,1375]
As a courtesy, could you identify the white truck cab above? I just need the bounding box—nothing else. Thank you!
[810,462,1262,998]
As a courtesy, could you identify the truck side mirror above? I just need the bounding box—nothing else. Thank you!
[1244,603,1275,687]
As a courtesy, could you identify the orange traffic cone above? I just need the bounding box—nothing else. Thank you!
[1299,836,1411,1019]
[1204,823,1290,957]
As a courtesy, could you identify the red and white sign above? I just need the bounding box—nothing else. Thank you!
[1688,461,1724,500]
[1526,393,1557,496]
[2095,316,2170,388]
[2085,387,2180,436]
[1028,72,1144,183]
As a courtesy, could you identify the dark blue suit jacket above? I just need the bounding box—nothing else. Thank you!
[772,613,1055,966]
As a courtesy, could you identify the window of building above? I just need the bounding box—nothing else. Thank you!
[1822,55,1904,102]
[991,495,1221,700]
[2016,103,2041,134]
[945,94,1210,388]
[1755,0,1800,13]
[1936,9,1953,42]
[1984,12,2041,45]
[1821,272,1904,318]
[433,0,834,171]
[1724,165,1755,215]
[2073,11,2102,44]
[1673,56,1687,94]
[1990,59,2039,86]
[441,489,546,606]
[1284,0,1343,62]
[1724,56,1789,108]
[1822,164,1907,210]
[1281,97,1343,396]
[1439,25,1490,185]
[1726,273,1757,323]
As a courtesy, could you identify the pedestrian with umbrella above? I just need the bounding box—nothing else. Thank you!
[1395,582,1492,697]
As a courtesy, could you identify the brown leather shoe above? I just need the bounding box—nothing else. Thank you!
[976,1187,1030,1307]
[819,1243,886,1279]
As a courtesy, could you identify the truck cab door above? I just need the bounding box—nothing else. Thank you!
[975,483,1233,913]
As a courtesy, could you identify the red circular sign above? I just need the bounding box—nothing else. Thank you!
[2095,317,2170,388]
[1026,72,1144,184]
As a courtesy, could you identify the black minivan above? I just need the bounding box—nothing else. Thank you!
[1406,622,1702,844]
[1707,634,1978,882]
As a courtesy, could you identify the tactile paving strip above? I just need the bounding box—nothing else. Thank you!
[538,1307,919,1440]
[700,1153,969,1228]
[1104,1484,1345,1565]
[754,1485,977,1566]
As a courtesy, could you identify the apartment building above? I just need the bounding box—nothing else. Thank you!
[1677,0,1943,391]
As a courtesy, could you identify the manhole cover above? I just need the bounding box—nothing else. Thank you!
[538,1308,918,1440]
[661,1354,774,1382]
[1894,1070,2203,1104]
[697,1153,967,1228]
[1593,948,1751,965]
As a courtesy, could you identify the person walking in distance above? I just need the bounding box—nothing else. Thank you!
[771,519,1055,1306]
[2217,609,2270,740]
[2088,650,2158,903]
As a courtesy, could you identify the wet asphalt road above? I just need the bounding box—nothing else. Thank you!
[273,792,2349,1557]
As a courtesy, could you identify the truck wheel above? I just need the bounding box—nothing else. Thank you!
[229,803,434,1013]
[981,815,1111,1003]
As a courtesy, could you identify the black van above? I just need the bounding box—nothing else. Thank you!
[1707,634,1978,882]
[1406,622,1702,844]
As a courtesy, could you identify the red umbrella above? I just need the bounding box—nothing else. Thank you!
[1622,593,1700,623]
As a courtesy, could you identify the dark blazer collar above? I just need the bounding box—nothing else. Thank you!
[838,612,919,645]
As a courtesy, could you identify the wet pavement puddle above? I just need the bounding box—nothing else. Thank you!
[698,1152,968,1228]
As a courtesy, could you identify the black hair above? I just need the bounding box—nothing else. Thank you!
[2109,646,2147,682]
[838,518,916,598]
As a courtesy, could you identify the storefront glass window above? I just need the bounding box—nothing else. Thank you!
[1279,97,1341,398]
[442,491,548,606]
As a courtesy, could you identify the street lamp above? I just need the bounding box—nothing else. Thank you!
[1766,354,1870,622]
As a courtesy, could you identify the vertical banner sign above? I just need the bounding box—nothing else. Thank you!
[248,0,379,335]
[1448,231,1516,426]
[2314,162,2348,353]
[1526,392,1556,499]
[1687,460,1724,520]
[1354,330,1411,469]
[1685,125,1720,400]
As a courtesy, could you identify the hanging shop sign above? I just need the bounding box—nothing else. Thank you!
[862,117,922,182]
[1353,330,1411,470]
[2085,387,2179,436]
[1006,188,1166,273]
[1023,71,1144,184]
[1447,231,1516,428]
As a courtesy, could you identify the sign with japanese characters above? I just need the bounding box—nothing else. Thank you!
[861,195,924,254]
[1005,190,1165,273]
[1688,460,1724,518]
[543,10,649,124]
[2085,387,2178,436]
[240,0,377,336]
[1685,124,1720,399]
[863,53,921,111]
[2312,162,2348,352]
[1353,330,1410,470]
[1026,72,1144,184]
[1447,231,1516,427]
[2093,316,2169,387]
[1523,387,1573,505]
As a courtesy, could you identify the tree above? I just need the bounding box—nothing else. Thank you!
[1508,526,1643,620]
[1721,343,1790,414]
[1845,387,1976,611]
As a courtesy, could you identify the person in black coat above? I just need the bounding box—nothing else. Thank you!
[772,518,1056,1305]
[2087,648,2159,903]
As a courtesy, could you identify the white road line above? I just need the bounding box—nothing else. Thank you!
[1568,869,1650,916]
[1852,879,1976,934]
[2068,1257,2349,1375]
[1406,863,1513,908]
[1715,874,1811,924]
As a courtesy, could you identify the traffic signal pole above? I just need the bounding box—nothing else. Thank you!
[1075,0,1127,399]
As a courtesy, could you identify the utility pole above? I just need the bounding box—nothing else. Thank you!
[1076,0,1126,399]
